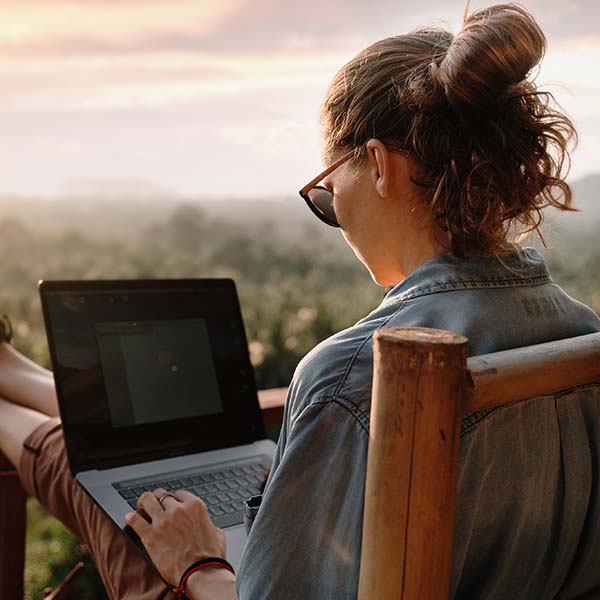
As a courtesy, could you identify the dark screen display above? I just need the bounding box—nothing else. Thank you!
[40,280,265,475]
[96,319,222,427]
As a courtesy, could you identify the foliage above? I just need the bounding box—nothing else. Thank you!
[0,199,597,597]
[25,498,107,600]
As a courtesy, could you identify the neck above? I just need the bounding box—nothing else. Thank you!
[381,220,451,286]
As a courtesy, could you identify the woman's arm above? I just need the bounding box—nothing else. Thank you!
[125,488,239,600]
[186,567,238,600]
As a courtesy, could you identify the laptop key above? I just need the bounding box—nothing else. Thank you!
[205,495,219,506]
[216,482,229,491]
[119,489,136,500]
[213,512,244,528]
[205,483,218,493]
[201,473,215,482]
[222,503,236,514]
[132,486,145,497]
[211,506,225,517]
[127,499,138,510]
[217,492,229,503]
[180,478,193,487]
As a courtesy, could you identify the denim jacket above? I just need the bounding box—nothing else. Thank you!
[236,245,600,599]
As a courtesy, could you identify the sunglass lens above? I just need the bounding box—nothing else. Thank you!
[306,187,338,227]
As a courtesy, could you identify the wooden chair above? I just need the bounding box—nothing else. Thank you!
[358,326,600,600]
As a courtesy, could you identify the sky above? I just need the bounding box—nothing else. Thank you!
[1,0,600,199]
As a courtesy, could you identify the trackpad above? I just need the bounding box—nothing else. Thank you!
[225,524,248,571]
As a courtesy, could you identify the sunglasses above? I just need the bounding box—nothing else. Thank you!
[299,144,409,227]
[298,149,356,228]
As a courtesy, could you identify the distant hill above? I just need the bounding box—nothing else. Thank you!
[544,173,600,231]
[571,174,600,220]
[0,172,597,246]
[0,193,322,244]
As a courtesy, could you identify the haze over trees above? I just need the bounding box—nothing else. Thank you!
[1,176,598,598]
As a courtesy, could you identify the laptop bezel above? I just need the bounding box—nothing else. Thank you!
[39,278,267,475]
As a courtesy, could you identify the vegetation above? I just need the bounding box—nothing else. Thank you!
[0,194,598,598]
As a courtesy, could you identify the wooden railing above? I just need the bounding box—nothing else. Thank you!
[0,387,288,599]
[358,327,600,600]
[0,453,26,599]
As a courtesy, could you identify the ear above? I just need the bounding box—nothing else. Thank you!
[366,139,393,198]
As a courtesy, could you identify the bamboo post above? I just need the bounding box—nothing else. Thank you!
[0,450,26,600]
[358,326,468,600]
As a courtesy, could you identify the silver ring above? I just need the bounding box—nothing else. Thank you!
[157,491,177,508]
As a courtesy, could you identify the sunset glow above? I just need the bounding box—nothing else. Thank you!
[2,0,599,197]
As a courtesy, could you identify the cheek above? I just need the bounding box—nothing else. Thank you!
[335,188,370,238]
[333,183,360,230]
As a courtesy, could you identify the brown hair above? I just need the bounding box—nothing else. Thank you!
[321,3,578,259]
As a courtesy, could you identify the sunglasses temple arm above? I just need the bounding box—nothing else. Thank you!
[298,149,356,195]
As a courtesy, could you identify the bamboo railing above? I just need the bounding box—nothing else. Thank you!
[358,327,600,600]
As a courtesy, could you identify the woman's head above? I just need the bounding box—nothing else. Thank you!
[316,3,577,282]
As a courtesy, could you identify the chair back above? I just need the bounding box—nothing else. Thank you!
[358,327,600,600]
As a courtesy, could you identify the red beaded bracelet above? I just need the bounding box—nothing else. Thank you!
[174,557,235,599]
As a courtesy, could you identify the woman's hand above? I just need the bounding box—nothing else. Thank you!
[124,488,228,588]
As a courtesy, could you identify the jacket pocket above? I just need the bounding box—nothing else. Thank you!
[243,494,263,536]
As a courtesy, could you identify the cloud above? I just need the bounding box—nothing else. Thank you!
[0,0,454,58]
[5,0,598,60]
[1,0,599,197]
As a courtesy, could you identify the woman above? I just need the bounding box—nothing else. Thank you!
[2,3,600,599]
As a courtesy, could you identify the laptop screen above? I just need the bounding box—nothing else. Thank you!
[96,319,223,427]
[40,279,266,475]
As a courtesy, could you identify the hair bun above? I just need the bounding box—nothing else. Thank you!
[436,3,546,112]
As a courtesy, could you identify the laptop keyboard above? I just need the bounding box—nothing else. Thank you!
[113,455,271,529]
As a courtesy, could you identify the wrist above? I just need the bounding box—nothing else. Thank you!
[185,566,237,600]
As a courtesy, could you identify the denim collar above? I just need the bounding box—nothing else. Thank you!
[382,245,552,305]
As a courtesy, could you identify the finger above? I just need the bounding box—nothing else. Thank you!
[173,490,209,516]
[137,491,164,521]
[173,489,197,504]
[153,487,180,510]
[124,511,151,537]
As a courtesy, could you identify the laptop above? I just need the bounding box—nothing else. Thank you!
[39,278,277,571]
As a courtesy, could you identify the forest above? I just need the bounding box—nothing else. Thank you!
[1,185,598,598]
